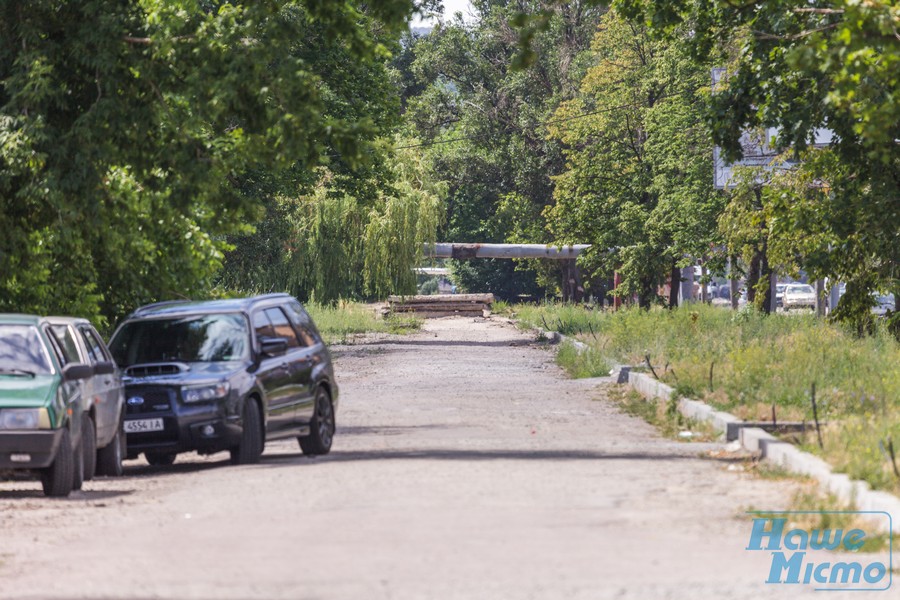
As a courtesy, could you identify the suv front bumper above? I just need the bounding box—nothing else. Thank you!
[124,386,242,458]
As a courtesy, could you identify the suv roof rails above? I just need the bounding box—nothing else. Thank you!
[250,293,293,302]
[133,299,193,315]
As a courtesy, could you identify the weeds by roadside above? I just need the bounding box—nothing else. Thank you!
[555,342,610,379]
[305,301,422,344]
[605,385,716,442]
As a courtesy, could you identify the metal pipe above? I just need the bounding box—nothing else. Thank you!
[424,243,590,260]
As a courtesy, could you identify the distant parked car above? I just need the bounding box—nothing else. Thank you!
[47,318,126,478]
[783,284,817,311]
[0,315,91,497]
[108,294,338,466]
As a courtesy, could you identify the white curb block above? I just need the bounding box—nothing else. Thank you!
[626,371,900,534]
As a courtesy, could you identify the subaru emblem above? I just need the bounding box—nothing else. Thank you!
[127,396,145,406]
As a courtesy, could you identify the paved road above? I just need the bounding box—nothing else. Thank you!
[0,318,876,599]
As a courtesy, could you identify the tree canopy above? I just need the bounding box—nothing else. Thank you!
[613,0,899,320]
[0,0,421,324]
[546,10,720,306]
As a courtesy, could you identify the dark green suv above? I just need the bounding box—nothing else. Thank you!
[0,314,94,497]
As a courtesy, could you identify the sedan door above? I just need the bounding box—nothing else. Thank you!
[77,324,123,445]
[48,324,95,420]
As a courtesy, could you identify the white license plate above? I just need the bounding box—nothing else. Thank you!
[124,418,164,433]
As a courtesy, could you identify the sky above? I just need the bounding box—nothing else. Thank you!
[411,0,475,27]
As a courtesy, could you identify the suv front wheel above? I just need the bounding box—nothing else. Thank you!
[298,387,334,456]
[230,398,262,465]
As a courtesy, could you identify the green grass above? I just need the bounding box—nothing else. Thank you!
[305,301,422,344]
[606,385,715,441]
[511,302,900,494]
[555,341,611,378]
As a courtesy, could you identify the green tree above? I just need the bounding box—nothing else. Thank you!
[0,0,419,325]
[546,10,721,307]
[403,1,605,300]
[615,0,900,323]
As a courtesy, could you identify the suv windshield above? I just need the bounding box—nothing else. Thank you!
[110,314,250,367]
[0,325,53,375]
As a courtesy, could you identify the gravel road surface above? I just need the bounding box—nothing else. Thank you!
[0,317,880,599]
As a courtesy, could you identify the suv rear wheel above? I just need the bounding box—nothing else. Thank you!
[298,387,334,456]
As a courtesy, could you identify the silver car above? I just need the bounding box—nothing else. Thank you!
[47,317,126,478]
[782,284,817,311]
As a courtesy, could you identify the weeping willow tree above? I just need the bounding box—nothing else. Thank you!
[364,148,446,298]
[288,175,368,303]
[224,147,445,303]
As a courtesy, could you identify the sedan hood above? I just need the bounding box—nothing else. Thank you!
[0,374,57,408]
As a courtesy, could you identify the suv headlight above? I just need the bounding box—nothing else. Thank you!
[182,382,231,403]
[0,408,51,430]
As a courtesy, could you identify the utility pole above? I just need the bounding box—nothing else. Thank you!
[815,279,826,317]
[728,255,740,310]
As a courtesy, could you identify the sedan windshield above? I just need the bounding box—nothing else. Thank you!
[787,285,814,294]
[110,314,250,367]
[0,325,53,375]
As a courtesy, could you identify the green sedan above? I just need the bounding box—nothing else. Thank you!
[0,314,92,497]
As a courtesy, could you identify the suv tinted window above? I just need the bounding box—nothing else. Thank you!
[285,301,320,345]
[264,307,300,349]
[110,314,250,366]
[252,311,275,340]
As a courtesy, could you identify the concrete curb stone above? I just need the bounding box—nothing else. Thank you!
[625,370,900,534]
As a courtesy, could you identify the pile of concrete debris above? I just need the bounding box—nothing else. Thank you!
[385,294,494,318]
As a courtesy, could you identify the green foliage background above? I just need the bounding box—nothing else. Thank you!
[1,0,896,330]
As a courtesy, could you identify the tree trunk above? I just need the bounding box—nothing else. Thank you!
[668,261,680,309]
[759,238,773,314]
[729,255,740,310]
[561,259,583,302]
[638,277,655,309]
[700,262,709,303]
[747,250,761,305]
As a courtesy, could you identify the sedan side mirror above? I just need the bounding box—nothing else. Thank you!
[260,337,289,358]
[63,363,95,382]
[94,361,116,376]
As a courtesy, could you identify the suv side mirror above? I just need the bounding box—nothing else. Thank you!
[260,337,288,358]
[94,361,116,375]
[63,363,95,382]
